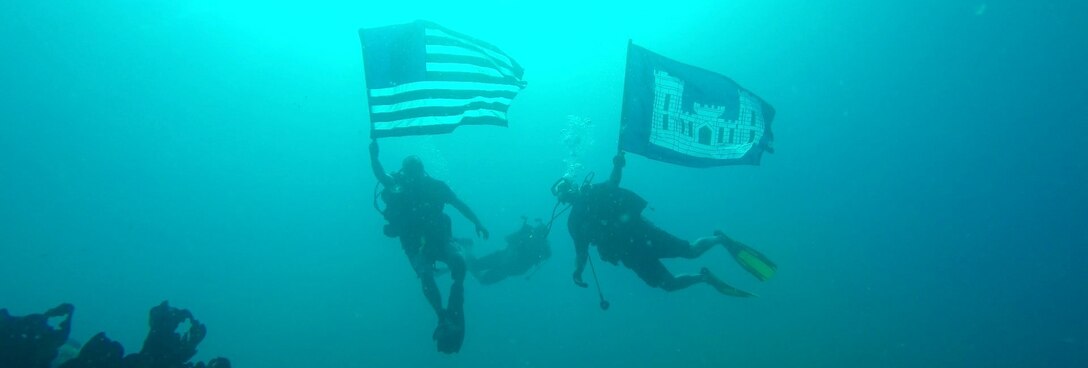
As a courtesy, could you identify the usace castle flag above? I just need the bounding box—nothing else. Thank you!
[360,20,526,138]
[620,43,776,167]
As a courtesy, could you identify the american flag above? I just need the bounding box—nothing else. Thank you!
[359,20,526,138]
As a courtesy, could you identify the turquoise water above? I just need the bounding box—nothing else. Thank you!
[2,1,1085,367]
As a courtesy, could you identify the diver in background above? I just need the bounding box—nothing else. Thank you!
[553,152,777,296]
[462,217,552,285]
[370,138,489,354]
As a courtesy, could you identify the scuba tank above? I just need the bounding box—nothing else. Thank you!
[374,173,408,238]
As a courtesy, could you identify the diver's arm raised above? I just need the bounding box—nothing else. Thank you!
[369,139,393,186]
[608,151,625,186]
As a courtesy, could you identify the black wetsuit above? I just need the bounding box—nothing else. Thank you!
[382,173,467,348]
[383,174,463,276]
[469,223,550,285]
[568,183,694,289]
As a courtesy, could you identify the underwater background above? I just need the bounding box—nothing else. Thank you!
[2,0,1085,367]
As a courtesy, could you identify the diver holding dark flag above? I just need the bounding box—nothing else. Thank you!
[370,139,489,354]
[553,151,775,298]
[551,41,779,303]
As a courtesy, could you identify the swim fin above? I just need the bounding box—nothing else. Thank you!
[433,318,464,354]
[701,267,756,298]
[433,303,465,354]
[716,231,777,281]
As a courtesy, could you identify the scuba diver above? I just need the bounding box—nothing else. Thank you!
[462,217,552,285]
[553,152,777,297]
[370,138,489,354]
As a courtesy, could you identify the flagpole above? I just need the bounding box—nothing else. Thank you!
[617,39,633,155]
[364,87,375,141]
[359,28,376,141]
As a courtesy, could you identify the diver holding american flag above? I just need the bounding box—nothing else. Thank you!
[369,138,489,354]
[359,20,523,353]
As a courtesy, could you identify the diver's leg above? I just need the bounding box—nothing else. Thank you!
[478,250,524,285]
[484,258,534,284]
[419,272,444,320]
[643,222,714,259]
[683,237,718,259]
[478,269,506,285]
[433,243,467,351]
[626,257,706,292]
[401,235,445,319]
[447,279,464,323]
[445,248,466,317]
[660,274,707,291]
[433,243,467,353]
[467,251,502,280]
